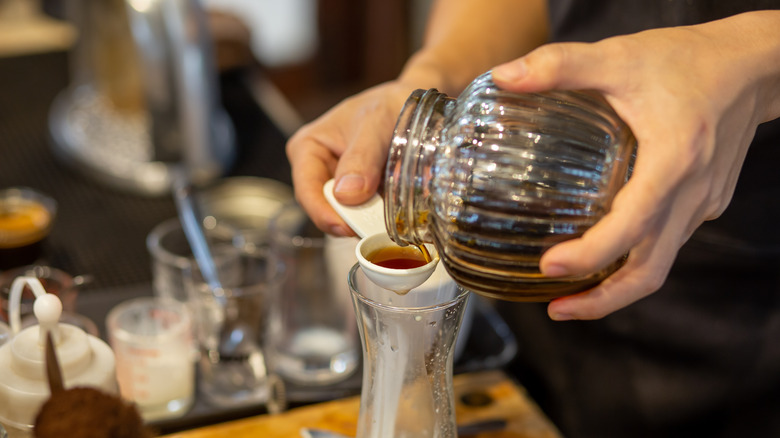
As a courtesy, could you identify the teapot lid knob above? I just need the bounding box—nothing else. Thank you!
[33,292,62,346]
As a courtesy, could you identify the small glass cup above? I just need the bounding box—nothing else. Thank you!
[146,217,243,302]
[185,248,283,408]
[266,202,360,386]
[0,187,57,271]
[106,296,195,421]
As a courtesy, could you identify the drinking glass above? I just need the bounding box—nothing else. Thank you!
[185,248,283,407]
[349,263,470,438]
[146,217,243,302]
[266,202,359,386]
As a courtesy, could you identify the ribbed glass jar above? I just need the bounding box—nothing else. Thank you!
[384,72,636,301]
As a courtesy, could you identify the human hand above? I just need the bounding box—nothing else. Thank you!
[286,82,414,236]
[492,11,780,320]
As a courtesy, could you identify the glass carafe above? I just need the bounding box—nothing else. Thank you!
[384,72,636,301]
[349,263,469,438]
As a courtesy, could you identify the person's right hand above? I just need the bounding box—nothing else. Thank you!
[286,81,414,236]
[491,11,780,320]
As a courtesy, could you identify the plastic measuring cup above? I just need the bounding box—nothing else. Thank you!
[105,297,195,421]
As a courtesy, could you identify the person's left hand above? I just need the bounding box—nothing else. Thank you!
[491,11,780,320]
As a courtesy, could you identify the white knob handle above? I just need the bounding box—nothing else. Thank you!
[34,292,62,346]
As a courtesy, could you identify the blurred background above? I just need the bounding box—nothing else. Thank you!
[0,0,433,121]
[0,2,520,433]
[0,0,441,422]
[0,0,435,290]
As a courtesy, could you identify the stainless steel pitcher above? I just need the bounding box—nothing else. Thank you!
[49,0,235,196]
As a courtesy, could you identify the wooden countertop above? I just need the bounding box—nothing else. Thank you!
[162,370,562,438]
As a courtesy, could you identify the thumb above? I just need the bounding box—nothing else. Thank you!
[331,124,388,206]
[491,41,616,93]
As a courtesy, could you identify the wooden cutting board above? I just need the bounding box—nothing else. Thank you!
[162,370,562,438]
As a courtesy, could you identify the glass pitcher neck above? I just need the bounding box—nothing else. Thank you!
[385,88,455,246]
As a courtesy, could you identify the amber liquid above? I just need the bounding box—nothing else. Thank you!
[367,246,428,269]
[0,200,52,270]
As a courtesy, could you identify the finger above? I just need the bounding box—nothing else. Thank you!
[331,108,396,206]
[491,40,628,94]
[546,173,706,320]
[539,167,669,278]
[287,133,356,237]
[546,222,679,320]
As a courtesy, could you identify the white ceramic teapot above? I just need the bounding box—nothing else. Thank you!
[0,277,117,438]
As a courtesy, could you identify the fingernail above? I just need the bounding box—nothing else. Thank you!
[492,59,528,82]
[550,312,573,321]
[334,174,366,194]
[542,263,570,277]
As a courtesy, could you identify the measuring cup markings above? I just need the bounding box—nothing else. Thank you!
[106,297,196,420]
